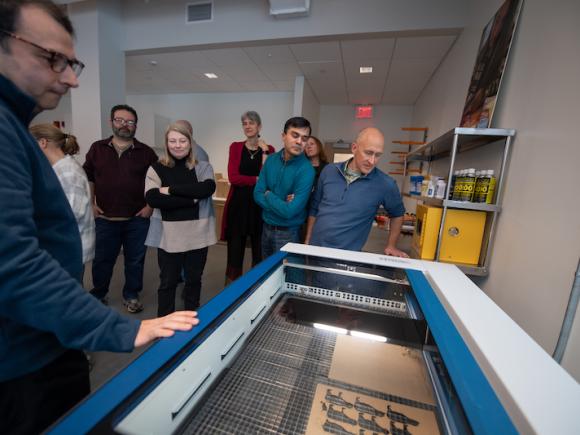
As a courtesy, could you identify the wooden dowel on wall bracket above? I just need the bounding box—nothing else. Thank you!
[392,140,426,145]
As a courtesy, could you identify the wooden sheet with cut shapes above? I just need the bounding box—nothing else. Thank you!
[305,384,440,435]
[328,334,435,406]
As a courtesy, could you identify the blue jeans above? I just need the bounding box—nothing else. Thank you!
[261,223,301,259]
[91,217,150,301]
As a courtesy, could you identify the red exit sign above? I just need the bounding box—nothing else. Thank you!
[355,105,373,119]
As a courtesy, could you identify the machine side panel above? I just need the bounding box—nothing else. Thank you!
[48,251,287,435]
[407,269,517,435]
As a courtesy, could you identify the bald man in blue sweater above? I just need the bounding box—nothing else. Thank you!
[305,127,409,257]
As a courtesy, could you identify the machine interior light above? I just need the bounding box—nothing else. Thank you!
[204,73,218,79]
[350,330,387,342]
[313,323,347,335]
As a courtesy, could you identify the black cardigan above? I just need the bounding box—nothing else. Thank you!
[145,159,216,222]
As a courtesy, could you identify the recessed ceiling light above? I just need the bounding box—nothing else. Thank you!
[359,66,373,74]
[204,73,218,79]
[148,60,158,66]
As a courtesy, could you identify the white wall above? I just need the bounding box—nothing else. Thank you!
[126,91,293,175]
[318,104,414,177]
[67,0,102,156]
[412,0,580,379]
[32,93,73,131]
[121,0,466,51]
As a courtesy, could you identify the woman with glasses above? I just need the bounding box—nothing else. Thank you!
[29,123,95,279]
[145,123,216,316]
[221,111,274,284]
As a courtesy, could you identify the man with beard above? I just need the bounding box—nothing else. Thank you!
[84,104,158,313]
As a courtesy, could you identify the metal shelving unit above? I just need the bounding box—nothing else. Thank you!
[403,127,516,276]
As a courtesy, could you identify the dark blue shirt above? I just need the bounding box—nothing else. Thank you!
[309,162,405,251]
[0,74,139,381]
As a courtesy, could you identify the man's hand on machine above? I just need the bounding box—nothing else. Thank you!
[384,246,410,258]
[134,311,200,347]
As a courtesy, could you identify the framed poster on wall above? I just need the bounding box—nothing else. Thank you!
[460,0,523,128]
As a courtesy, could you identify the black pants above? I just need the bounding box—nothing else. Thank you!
[0,349,90,434]
[157,247,208,316]
[226,234,261,281]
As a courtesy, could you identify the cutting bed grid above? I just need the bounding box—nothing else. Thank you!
[182,297,436,434]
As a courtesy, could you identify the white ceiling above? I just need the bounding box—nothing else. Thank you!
[126,34,457,105]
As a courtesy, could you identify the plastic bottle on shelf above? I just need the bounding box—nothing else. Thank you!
[474,169,497,203]
[472,170,481,201]
[448,170,459,200]
[473,170,485,203]
[435,179,447,199]
[461,168,477,202]
[409,175,423,195]
[485,170,497,203]
[451,170,464,201]
[426,176,438,197]
[420,179,429,196]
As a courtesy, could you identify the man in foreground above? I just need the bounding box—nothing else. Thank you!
[0,1,198,432]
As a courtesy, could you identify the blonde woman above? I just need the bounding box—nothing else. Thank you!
[145,123,216,316]
[30,124,95,273]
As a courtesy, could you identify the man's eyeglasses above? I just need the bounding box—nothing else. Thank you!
[0,30,85,77]
[112,118,137,127]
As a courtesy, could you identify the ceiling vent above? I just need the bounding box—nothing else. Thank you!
[186,2,213,23]
[268,0,310,18]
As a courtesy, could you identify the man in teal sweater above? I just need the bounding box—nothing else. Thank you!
[0,2,198,433]
[254,117,315,258]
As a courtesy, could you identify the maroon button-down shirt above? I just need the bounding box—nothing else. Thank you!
[83,137,158,218]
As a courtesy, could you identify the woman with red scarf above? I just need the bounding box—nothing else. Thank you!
[221,111,274,283]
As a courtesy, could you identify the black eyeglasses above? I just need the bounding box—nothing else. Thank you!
[112,118,137,127]
[0,30,85,77]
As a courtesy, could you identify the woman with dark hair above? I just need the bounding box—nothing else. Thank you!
[30,123,95,270]
[221,111,274,284]
[302,135,329,240]
[145,122,216,316]
[305,135,328,187]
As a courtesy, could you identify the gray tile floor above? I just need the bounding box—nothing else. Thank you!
[87,229,412,390]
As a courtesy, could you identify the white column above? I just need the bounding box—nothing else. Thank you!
[68,0,125,158]
[292,75,320,135]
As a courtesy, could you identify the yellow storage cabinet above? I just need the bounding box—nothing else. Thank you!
[412,204,442,260]
[439,209,486,265]
[413,205,486,265]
